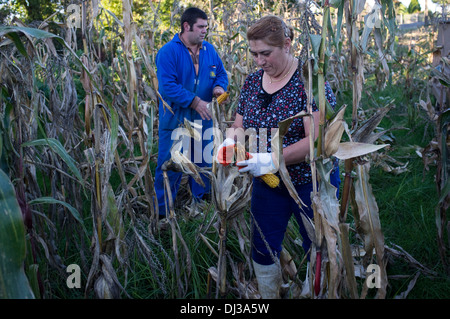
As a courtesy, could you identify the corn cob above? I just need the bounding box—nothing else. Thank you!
[260,173,280,188]
[216,92,229,105]
[235,143,280,188]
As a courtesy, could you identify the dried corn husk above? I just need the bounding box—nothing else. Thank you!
[324,105,347,157]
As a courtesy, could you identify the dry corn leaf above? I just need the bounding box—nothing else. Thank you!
[183,118,203,141]
[324,105,347,157]
[334,142,388,160]
[353,162,387,298]
[394,271,420,299]
[312,160,342,298]
[274,111,309,208]
[166,135,205,187]
[352,103,394,143]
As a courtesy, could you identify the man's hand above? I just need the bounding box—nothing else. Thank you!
[213,86,225,98]
[191,99,212,120]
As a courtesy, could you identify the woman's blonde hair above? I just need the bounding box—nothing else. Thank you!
[246,15,294,48]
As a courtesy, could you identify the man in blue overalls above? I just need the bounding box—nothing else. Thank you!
[155,7,228,216]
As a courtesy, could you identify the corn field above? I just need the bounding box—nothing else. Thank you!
[0,0,449,300]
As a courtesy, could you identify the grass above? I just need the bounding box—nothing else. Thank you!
[327,21,450,296]
[338,59,450,298]
[369,127,450,298]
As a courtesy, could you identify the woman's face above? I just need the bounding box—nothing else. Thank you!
[249,39,289,77]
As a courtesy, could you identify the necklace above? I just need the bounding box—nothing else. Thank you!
[268,57,296,84]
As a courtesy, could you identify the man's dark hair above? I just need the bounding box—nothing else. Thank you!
[180,7,208,34]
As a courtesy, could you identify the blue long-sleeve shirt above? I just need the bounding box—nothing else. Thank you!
[156,33,228,130]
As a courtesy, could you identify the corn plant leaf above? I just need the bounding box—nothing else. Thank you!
[352,102,393,143]
[21,138,84,187]
[324,105,347,157]
[28,197,88,238]
[334,0,345,52]
[312,160,341,298]
[315,160,340,233]
[105,184,124,242]
[108,104,119,156]
[0,26,57,40]
[0,168,35,299]
[310,34,322,73]
[274,112,316,245]
[438,179,450,207]
[361,2,382,52]
[275,111,308,208]
[0,26,95,90]
[334,142,388,160]
[353,162,387,298]
[4,32,28,57]
[438,109,450,190]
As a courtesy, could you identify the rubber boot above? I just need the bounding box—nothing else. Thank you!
[300,262,311,298]
[253,260,282,299]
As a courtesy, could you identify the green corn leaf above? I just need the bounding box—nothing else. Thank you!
[310,33,322,73]
[21,138,84,187]
[28,197,87,238]
[0,26,58,40]
[0,168,35,299]
[335,0,345,54]
[0,26,95,89]
[5,32,28,58]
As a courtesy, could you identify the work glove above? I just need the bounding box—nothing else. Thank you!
[236,152,277,177]
[215,138,235,166]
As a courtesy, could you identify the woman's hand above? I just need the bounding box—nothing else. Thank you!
[216,138,235,166]
[236,152,277,177]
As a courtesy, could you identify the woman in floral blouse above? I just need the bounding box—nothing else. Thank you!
[216,15,340,298]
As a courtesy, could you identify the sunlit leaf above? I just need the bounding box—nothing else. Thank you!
[334,142,388,160]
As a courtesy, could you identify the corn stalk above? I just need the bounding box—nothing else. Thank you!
[0,0,175,297]
[420,56,450,274]
[288,0,395,298]
[209,97,253,298]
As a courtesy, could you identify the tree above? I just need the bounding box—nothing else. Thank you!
[16,0,57,22]
[408,0,422,13]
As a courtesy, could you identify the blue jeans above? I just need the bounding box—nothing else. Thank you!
[251,168,340,265]
[154,128,212,216]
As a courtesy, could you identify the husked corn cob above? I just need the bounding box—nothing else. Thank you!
[216,92,229,105]
[260,173,280,188]
[235,143,280,188]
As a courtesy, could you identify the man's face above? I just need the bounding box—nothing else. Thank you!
[185,18,208,45]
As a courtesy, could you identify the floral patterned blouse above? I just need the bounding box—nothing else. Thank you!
[236,68,337,186]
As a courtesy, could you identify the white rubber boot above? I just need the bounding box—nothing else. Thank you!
[300,262,312,298]
[253,260,282,299]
